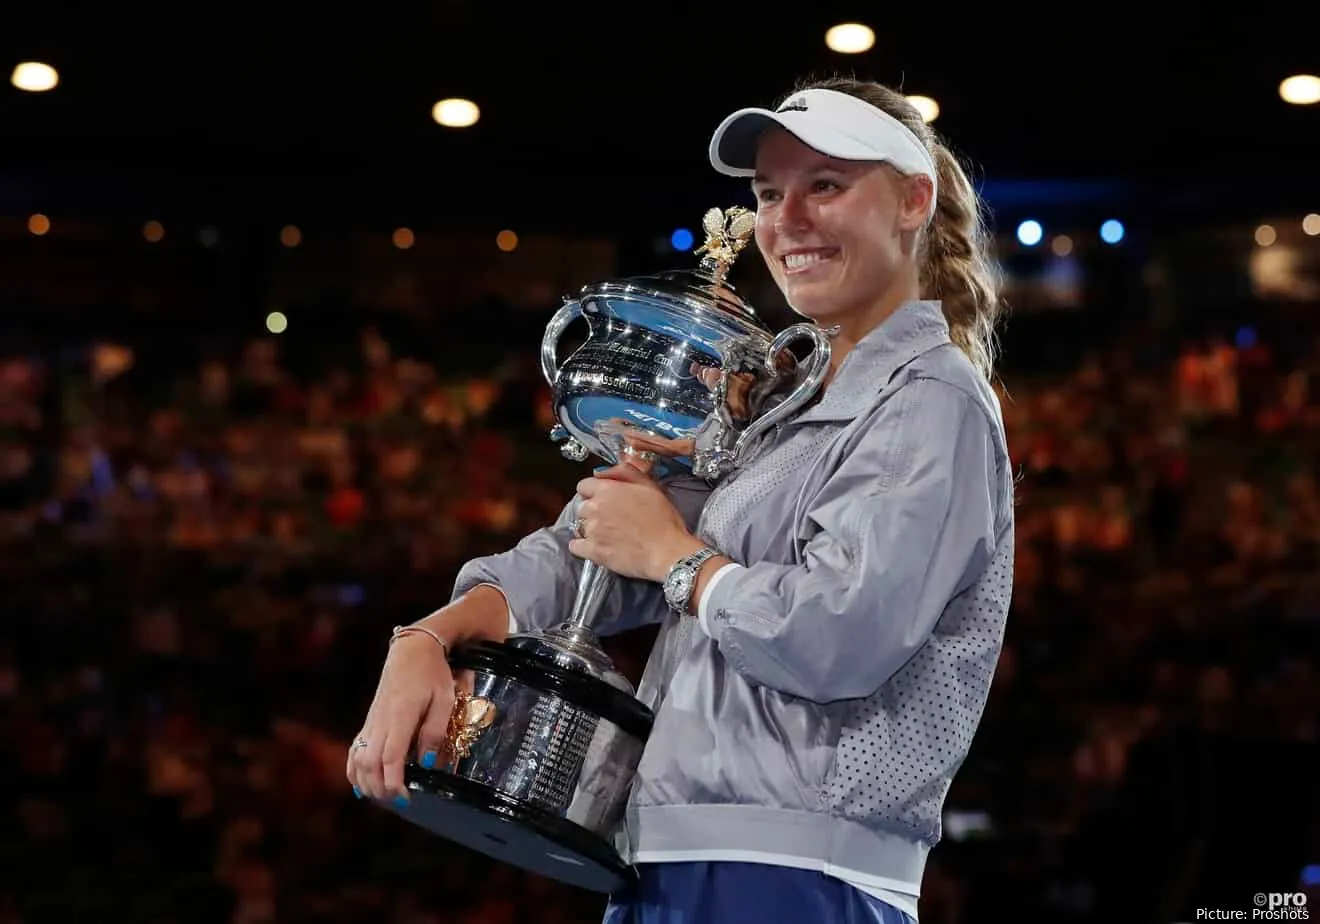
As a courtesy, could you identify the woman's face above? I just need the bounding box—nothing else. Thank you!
[751,128,931,333]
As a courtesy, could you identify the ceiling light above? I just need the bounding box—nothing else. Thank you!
[432,98,480,127]
[1280,75,1320,105]
[11,61,58,92]
[906,95,940,123]
[825,24,875,54]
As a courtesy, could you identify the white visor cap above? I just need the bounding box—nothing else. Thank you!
[709,88,938,205]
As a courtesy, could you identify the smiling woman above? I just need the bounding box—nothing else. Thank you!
[350,74,1015,924]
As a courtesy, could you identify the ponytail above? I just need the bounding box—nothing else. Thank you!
[920,144,1003,381]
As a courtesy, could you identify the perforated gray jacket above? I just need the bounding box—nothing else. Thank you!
[452,300,1015,911]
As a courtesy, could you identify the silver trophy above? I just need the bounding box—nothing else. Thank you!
[390,207,832,892]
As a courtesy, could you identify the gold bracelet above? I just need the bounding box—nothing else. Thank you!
[390,624,450,659]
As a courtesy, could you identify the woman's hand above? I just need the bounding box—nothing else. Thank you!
[346,634,455,804]
[569,463,706,582]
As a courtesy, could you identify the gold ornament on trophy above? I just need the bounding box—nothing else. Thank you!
[695,206,756,285]
[445,691,497,761]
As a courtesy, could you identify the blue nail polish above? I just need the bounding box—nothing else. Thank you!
[420,750,437,770]
[352,785,362,799]
[393,794,409,809]
[593,465,610,474]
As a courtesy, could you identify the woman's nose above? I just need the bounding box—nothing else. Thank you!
[776,191,811,234]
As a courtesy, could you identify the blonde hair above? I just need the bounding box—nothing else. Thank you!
[783,77,1004,381]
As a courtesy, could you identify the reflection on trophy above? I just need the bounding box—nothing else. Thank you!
[383,207,832,893]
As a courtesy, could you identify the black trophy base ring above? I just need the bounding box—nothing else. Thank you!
[395,765,637,894]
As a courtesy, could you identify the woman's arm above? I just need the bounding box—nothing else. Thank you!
[452,474,711,638]
[696,378,1009,702]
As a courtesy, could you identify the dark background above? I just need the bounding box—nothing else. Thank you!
[1,5,1318,923]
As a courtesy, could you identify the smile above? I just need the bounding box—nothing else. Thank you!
[781,249,838,274]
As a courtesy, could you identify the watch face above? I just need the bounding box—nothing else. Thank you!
[667,571,693,606]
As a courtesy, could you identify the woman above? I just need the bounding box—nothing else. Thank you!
[348,76,1014,924]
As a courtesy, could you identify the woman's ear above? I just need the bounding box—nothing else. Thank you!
[897,174,936,233]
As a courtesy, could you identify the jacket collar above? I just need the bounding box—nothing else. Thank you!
[790,299,951,424]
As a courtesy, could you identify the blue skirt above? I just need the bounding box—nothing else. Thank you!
[601,861,916,924]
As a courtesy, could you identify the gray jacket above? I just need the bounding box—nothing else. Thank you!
[452,300,1015,902]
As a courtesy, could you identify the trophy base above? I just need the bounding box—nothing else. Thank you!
[396,765,637,894]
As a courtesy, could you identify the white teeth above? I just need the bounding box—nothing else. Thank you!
[784,251,831,270]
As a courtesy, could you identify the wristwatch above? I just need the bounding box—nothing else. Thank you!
[662,547,719,617]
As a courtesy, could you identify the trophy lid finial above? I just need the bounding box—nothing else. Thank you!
[695,206,756,285]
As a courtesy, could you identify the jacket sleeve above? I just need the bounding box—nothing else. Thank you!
[451,473,712,638]
[700,377,1006,702]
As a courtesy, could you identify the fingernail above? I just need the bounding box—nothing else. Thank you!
[420,750,437,770]
[352,785,363,799]
[393,794,409,809]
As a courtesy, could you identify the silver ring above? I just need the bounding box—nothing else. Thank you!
[572,517,587,540]
[354,736,369,749]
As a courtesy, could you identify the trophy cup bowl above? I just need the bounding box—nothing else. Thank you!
[387,208,832,893]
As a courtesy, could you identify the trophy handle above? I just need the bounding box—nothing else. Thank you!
[722,323,833,468]
[540,299,584,387]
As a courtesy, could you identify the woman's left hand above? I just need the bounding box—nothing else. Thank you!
[570,464,705,582]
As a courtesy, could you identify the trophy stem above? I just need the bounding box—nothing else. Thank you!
[567,560,617,631]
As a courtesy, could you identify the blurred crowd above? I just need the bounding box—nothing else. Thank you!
[2,302,1317,923]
